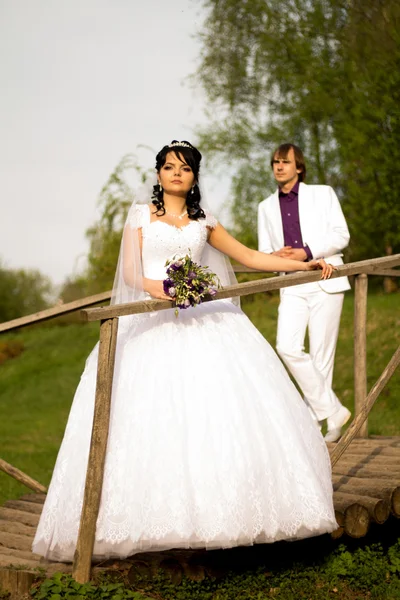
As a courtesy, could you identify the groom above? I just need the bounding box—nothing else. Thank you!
[258,143,351,442]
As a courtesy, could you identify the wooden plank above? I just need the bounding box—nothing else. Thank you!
[18,493,46,505]
[0,520,36,536]
[72,317,119,583]
[3,500,43,515]
[0,547,41,561]
[362,268,400,277]
[82,254,400,322]
[0,508,39,528]
[368,436,400,442]
[354,274,368,437]
[332,474,400,489]
[0,459,47,494]
[330,446,400,457]
[333,465,400,479]
[330,345,400,466]
[0,290,112,333]
[334,455,399,467]
[0,554,38,568]
[0,531,34,551]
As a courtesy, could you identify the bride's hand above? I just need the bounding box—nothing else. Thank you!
[306,259,337,280]
[143,278,173,301]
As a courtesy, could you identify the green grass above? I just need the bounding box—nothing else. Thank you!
[0,322,99,504]
[26,532,400,599]
[241,289,400,436]
[0,291,399,505]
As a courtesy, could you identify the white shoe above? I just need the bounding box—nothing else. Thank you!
[324,406,351,442]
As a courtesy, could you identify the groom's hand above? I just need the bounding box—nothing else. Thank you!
[273,247,307,261]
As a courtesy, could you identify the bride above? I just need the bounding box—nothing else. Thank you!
[33,140,338,562]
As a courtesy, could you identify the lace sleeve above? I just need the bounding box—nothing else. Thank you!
[126,203,150,229]
[204,210,218,230]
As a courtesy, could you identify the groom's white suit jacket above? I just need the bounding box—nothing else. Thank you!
[258,182,351,293]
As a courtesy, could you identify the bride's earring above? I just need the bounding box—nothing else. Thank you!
[191,185,195,195]
[159,182,163,192]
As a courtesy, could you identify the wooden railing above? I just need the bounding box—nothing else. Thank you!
[0,254,399,581]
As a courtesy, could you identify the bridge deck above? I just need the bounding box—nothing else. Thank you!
[0,436,399,596]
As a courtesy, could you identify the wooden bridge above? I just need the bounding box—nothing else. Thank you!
[0,254,399,598]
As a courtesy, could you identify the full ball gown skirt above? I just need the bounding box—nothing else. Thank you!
[33,207,337,562]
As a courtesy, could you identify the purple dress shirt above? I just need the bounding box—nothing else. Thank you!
[278,181,313,260]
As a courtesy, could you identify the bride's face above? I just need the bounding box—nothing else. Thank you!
[158,152,195,197]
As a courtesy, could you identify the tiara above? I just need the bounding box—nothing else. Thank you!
[168,141,193,149]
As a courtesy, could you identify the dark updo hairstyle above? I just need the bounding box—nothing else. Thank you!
[152,140,205,220]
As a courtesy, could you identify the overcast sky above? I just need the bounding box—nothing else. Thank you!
[0,0,229,285]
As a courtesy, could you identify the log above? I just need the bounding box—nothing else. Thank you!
[0,290,112,333]
[354,274,368,437]
[0,459,47,494]
[333,455,400,468]
[0,520,36,536]
[343,503,370,538]
[0,508,39,528]
[330,345,400,466]
[72,317,119,584]
[3,500,43,515]
[333,491,390,524]
[330,446,400,457]
[0,547,41,562]
[363,268,400,277]
[392,488,400,516]
[0,554,38,568]
[0,568,37,599]
[331,510,345,539]
[332,474,399,491]
[82,255,400,322]
[18,493,46,505]
[332,476,400,516]
[0,531,34,551]
[333,465,400,479]
[368,435,400,443]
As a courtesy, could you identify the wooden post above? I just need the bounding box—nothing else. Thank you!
[72,317,119,583]
[354,274,368,437]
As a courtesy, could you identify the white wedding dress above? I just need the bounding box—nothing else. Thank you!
[33,205,337,562]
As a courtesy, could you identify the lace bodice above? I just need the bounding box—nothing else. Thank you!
[137,204,218,280]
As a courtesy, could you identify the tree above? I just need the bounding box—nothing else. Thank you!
[0,262,53,322]
[60,154,152,299]
[196,0,400,261]
[334,0,400,261]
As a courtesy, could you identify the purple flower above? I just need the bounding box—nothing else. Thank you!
[208,287,218,296]
[163,278,174,295]
[168,286,176,297]
[169,260,183,271]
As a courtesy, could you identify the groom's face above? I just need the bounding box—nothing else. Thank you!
[272,147,301,189]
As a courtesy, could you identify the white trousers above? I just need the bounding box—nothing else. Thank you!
[276,282,344,421]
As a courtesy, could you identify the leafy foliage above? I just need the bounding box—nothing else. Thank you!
[29,540,400,599]
[197,0,400,260]
[61,154,152,300]
[30,572,150,599]
[0,261,53,322]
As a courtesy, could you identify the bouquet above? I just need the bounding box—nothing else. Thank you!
[163,254,220,316]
